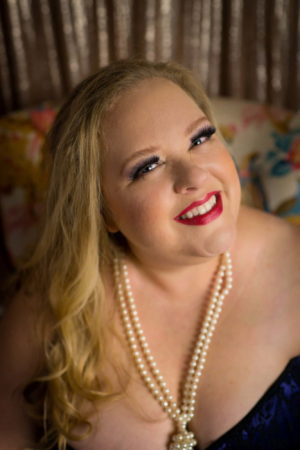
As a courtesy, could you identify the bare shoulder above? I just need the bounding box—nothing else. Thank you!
[237,205,300,354]
[237,205,300,258]
[0,287,45,448]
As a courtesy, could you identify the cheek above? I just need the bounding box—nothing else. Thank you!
[218,150,240,184]
[223,153,242,208]
[211,149,241,207]
[107,182,168,235]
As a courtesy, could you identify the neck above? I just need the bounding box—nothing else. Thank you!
[123,251,225,306]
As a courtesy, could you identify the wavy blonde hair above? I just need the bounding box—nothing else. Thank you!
[20,59,215,449]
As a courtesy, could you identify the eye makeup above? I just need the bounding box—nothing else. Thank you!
[129,155,161,181]
[190,125,216,148]
[127,124,216,181]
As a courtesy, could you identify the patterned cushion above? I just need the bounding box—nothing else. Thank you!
[211,98,300,223]
[0,105,57,265]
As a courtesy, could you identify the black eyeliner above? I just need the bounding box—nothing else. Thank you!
[190,125,216,146]
[129,155,160,180]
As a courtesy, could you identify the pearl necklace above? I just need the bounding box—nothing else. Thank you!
[113,251,233,450]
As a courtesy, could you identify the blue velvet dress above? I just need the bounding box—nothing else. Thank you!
[201,355,300,449]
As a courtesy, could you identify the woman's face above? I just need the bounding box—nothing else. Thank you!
[102,78,241,267]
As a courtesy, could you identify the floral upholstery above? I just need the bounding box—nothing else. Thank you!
[0,105,57,266]
[213,98,300,221]
[0,99,299,266]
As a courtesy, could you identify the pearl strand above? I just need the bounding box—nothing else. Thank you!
[113,251,233,450]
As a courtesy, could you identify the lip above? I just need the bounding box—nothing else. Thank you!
[174,191,223,226]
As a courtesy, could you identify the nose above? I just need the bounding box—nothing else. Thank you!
[173,161,209,194]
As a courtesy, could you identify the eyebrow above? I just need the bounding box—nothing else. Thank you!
[185,116,208,136]
[121,116,209,172]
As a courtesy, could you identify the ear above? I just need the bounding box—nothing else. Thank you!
[101,207,119,233]
[106,221,119,234]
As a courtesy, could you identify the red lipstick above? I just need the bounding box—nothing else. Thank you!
[174,191,223,226]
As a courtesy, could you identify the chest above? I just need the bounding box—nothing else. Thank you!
[70,265,300,450]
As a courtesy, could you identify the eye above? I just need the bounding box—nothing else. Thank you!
[190,125,216,148]
[129,156,162,181]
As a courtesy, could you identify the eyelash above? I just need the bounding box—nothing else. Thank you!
[129,156,161,181]
[129,125,216,181]
[190,125,216,148]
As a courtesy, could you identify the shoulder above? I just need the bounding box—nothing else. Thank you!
[236,205,300,355]
[237,205,300,262]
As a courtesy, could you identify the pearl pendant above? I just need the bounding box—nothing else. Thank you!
[169,429,197,449]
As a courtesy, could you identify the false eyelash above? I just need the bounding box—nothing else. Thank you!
[190,125,216,147]
[129,155,160,180]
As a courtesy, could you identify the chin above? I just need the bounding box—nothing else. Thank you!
[199,225,237,258]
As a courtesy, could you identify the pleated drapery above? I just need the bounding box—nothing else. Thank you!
[0,0,299,115]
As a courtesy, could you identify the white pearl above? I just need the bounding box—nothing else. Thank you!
[113,251,232,436]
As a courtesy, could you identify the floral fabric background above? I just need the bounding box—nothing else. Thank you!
[0,99,300,266]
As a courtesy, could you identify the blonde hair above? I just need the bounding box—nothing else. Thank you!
[21,59,215,449]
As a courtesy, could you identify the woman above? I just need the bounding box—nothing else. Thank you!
[1,59,300,450]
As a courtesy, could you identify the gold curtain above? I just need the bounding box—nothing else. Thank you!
[0,0,299,114]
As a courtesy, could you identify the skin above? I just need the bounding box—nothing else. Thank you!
[85,77,300,449]
[2,77,300,450]
[102,78,241,273]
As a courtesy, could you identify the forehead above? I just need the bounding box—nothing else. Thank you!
[103,77,204,148]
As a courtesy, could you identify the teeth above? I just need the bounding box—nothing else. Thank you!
[180,194,217,219]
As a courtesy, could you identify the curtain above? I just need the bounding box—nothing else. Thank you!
[0,0,299,115]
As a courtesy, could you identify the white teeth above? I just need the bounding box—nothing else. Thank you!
[180,194,217,219]
[198,205,206,214]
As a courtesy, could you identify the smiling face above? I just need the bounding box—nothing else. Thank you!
[102,77,241,267]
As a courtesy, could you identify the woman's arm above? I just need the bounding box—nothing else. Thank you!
[0,289,42,449]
